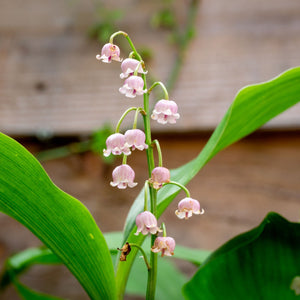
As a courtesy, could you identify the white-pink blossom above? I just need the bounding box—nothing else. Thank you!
[135,211,161,235]
[125,129,148,151]
[119,76,146,98]
[150,167,170,189]
[120,58,147,79]
[103,133,131,157]
[151,237,175,257]
[96,43,122,63]
[175,197,204,219]
[110,164,138,189]
[151,100,180,124]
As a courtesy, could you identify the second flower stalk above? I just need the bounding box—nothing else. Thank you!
[98,31,204,299]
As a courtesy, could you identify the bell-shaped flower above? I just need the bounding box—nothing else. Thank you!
[120,58,147,79]
[96,43,122,63]
[103,133,131,157]
[175,197,204,219]
[150,167,170,189]
[151,236,175,257]
[125,129,148,151]
[110,164,138,189]
[119,75,146,98]
[135,211,161,235]
[151,99,180,124]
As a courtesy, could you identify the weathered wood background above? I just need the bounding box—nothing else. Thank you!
[0,1,300,299]
[1,0,300,136]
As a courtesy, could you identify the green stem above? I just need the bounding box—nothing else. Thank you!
[161,222,167,237]
[152,139,163,167]
[115,107,138,133]
[109,31,128,44]
[163,181,191,198]
[122,155,127,165]
[133,107,145,129]
[129,244,151,270]
[148,81,169,100]
[144,181,149,211]
[112,31,158,300]
[35,140,91,162]
[141,61,158,300]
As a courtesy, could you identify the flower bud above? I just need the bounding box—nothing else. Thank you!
[119,76,147,98]
[120,58,147,79]
[96,43,122,63]
[151,237,175,257]
[135,211,161,235]
[125,129,148,151]
[150,167,170,189]
[110,164,137,189]
[103,133,131,157]
[151,100,180,124]
[175,197,204,219]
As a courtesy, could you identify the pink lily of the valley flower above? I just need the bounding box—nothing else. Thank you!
[135,211,162,235]
[175,197,204,220]
[110,164,138,189]
[151,99,180,124]
[119,75,147,98]
[150,167,170,189]
[125,129,148,151]
[151,236,175,257]
[103,133,131,157]
[120,58,147,79]
[96,43,122,63]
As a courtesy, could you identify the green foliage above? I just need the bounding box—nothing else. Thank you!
[88,8,123,43]
[0,66,299,299]
[115,67,300,297]
[0,247,61,290]
[182,212,300,300]
[1,233,208,300]
[0,133,116,300]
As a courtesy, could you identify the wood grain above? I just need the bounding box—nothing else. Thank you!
[0,0,300,136]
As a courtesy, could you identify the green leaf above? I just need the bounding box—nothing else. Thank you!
[182,212,300,299]
[126,255,187,300]
[13,278,64,300]
[115,67,300,296]
[0,133,116,300]
[1,247,61,290]
[108,239,187,300]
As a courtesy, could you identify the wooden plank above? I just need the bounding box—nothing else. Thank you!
[0,0,300,135]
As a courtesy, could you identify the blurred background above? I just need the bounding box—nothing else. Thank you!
[0,0,299,299]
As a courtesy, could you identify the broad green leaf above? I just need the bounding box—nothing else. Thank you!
[115,66,300,297]
[0,133,116,300]
[13,278,64,300]
[182,212,300,299]
[126,255,187,299]
[110,249,187,299]
[1,247,61,290]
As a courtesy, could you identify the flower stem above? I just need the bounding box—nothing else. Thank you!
[163,181,191,197]
[115,107,138,133]
[129,243,151,270]
[133,107,145,129]
[161,222,167,237]
[144,181,149,211]
[125,33,157,300]
[152,139,163,167]
[148,81,169,100]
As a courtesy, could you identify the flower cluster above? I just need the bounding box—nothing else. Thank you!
[97,33,204,261]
